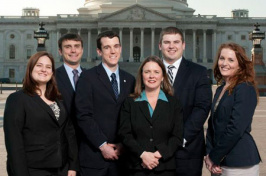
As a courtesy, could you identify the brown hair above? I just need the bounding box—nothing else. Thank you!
[213,42,259,98]
[97,30,120,50]
[58,33,83,50]
[131,55,173,99]
[159,26,184,44]
[23,51,61,101]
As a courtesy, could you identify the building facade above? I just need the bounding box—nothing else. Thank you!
[0,0,266,82]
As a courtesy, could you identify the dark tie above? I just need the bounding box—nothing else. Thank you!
[167,65,175,85]
[111,73,119,99]
[72,69,79,87]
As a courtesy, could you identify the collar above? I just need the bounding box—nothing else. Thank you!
[163,56,182,70]
[63,63,82,75]
[102,63,119,81]
[135,90,168,102]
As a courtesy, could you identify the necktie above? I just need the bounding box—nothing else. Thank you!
[167,65,175,85]
[111,73,119,99]
[72,69,79,87]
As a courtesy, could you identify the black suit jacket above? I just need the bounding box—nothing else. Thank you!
[118,95,183,171]
[55,65,85,129]
[206,82,261,167]
[75,63,135,168]
[4,90,78,176]
[172,58,212,159]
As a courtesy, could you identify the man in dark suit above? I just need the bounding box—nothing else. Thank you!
[159,27,212,176]
[55,33,84,131]
[75,30,135,176]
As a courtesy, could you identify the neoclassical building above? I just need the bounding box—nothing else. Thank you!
[0,0,266,82]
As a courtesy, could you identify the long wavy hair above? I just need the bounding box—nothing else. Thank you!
[131,55,173,99]
[23,51,61,101]
[213,42,259,99]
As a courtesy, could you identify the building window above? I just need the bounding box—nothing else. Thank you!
[27,34,32,39]
[9,45,15,59]
[9,69,15,78]
[227,35,232,40]
[241,35,246,40]
[27,49,31,59]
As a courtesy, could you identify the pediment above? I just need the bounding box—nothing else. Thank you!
[98,4,174,21]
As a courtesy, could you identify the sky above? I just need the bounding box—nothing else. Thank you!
[0,0,266,17]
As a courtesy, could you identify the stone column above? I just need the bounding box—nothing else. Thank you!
[183,29,186,57]
[129,28,134,62]
[212,30,217,61]
[98,28,101,34]
[78,28,81,35]
[193,30,196,62]
[140,28,144,62]
[203,29,207,63]
[119,28,123,62]
[20,30,24,61]
[56,30,61,60]
[151,28,155,55]
[87,29,91,62]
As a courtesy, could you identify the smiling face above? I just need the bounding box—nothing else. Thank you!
[97,36,121,71]
[159,33,185,64]
[59,40,83,68]
[31,56,53,86]
[218,48,240,82]
[142,61,164,92]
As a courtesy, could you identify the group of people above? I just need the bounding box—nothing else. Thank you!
[3,26,261,176]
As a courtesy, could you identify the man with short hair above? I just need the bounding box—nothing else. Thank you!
[56,33,84,132]
[159,27,212,176]
[75,30,135,176]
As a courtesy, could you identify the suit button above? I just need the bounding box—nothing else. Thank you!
[150,126,153,129]
[150,138,153,142]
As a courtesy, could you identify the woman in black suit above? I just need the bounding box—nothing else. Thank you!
[4,51,78,176]
[118,56,183,176]
[205,43,261,176]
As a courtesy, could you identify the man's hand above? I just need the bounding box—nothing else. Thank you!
[108,143,124,156]
[99,143,119,160]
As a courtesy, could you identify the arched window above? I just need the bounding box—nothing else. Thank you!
[9,45,15,59]
[133,46,140,62]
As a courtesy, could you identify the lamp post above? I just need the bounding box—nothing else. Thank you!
[249,23,266,96]
[34,22,49,51]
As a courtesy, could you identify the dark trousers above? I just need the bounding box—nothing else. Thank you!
[175,158,203,176]
[80,162,119,176]
[129,170,175,176]
[28,163,69,176]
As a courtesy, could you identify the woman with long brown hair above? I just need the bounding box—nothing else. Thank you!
[4,51,78,176]
[205,43,261,176]
[119,56,183,176]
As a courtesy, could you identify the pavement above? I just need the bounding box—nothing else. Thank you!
[0,87,265,176]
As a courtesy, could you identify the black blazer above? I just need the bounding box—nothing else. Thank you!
[206,82,261,167]
[118,95,183,171]
[4,90,78,176]
[55,65,85,129]
[75,63,135,168]
[172,58,212,159]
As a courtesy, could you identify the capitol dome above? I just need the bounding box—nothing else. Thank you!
[78,0,195,16]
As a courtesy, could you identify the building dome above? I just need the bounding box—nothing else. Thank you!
[78,0,194,16]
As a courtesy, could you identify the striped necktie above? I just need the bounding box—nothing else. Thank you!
[111,73,119,99]
[167,65,175,85]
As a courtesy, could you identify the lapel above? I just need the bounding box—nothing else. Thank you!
[117,69,129,103]
[138,99,169,125]
[173,58,189,92]
[32,95,60,125]
[138,101,152,124]
[56,99,67,126]
[57,65,74,94]
[96,64,118,101]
